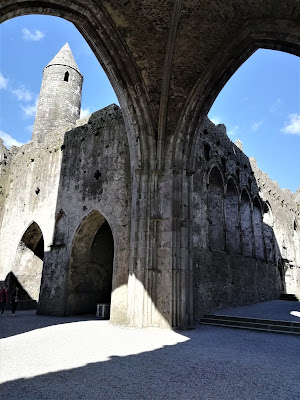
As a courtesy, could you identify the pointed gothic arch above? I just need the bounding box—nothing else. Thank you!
[20,221,44,260]
[0,2,155,172]
[67,210,114,315]
[11,221,44,303]
[173,20,300,172]
[263,202,275,262]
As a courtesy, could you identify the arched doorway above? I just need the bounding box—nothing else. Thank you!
[68,211,114,315]
[11,221,44,307]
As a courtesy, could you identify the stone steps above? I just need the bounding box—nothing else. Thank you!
[200,314,300,335]
[279,293,299,301]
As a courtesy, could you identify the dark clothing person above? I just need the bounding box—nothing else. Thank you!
[11,288,19,315]
[0,287,9,316]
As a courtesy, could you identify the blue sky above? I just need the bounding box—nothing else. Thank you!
[0,15,299,192]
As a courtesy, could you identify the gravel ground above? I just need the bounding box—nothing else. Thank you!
[0,309,300,400]
[211,300,300,322]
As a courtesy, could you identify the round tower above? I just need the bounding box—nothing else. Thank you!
[32,43,83,142]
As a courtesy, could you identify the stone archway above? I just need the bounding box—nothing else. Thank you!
[169,25,300,326]
[68,211,114,315]
[0,2,155,171]
[0,1,159,328]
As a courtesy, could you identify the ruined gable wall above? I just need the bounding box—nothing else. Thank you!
[193,118,299,319]
[0,105,131,325]
[37,105,131,324]
[0,126,65,295]
[249,158,300,296]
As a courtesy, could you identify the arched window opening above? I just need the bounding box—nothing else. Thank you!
[208,167,224,250]
[11,222,44,306]
[221,157,226,172]
[20,221,44,260]
[240,190,253,257]
[253,197,265,260]
[64,71,69,82]
[236,168,240,184]
[225,179,240,253]
[203,142,211,161]
[68,211,114,316]
[263,202,275,262]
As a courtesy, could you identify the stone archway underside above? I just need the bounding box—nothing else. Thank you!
[1,0,299,328]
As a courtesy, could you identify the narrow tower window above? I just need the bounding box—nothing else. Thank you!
[64,71,69,82]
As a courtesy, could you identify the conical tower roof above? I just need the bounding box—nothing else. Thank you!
[45,43,80,73]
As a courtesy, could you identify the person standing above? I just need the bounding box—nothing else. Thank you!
[11,286,19,316]
[0,286,9,316]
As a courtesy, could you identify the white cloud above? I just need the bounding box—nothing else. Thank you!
[80,107,90,118]
[281,114,300,136]
[210,116,222,125]
[21,98,38,117]
[0,72,8,89]
[251,120,263,132]
[12,87,33,102]
[269,97,282,113]
[22,28,45,41]
[0,130,25,148]
[228,125,239,136]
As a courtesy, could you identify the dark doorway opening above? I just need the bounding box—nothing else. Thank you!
[68,211,114,315]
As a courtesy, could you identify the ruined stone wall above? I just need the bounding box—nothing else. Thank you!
[249,158,300,296]
[193,118,300,319]
[0,126,65,294]
[0,140,17,228]
[37,105,131,324]
[0,105,131,324]
[1,105,298,326]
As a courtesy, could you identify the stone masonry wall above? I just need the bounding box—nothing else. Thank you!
[32,63,83,143]
[37,104,131,324]
[0,104,131,325]
[0,124,66,292]
[193,118,300,319]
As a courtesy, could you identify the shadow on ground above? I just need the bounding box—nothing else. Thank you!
[1,311,300,400]
[0,310,97,339]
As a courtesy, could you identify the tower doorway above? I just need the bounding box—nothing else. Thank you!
[68,211,114,315]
